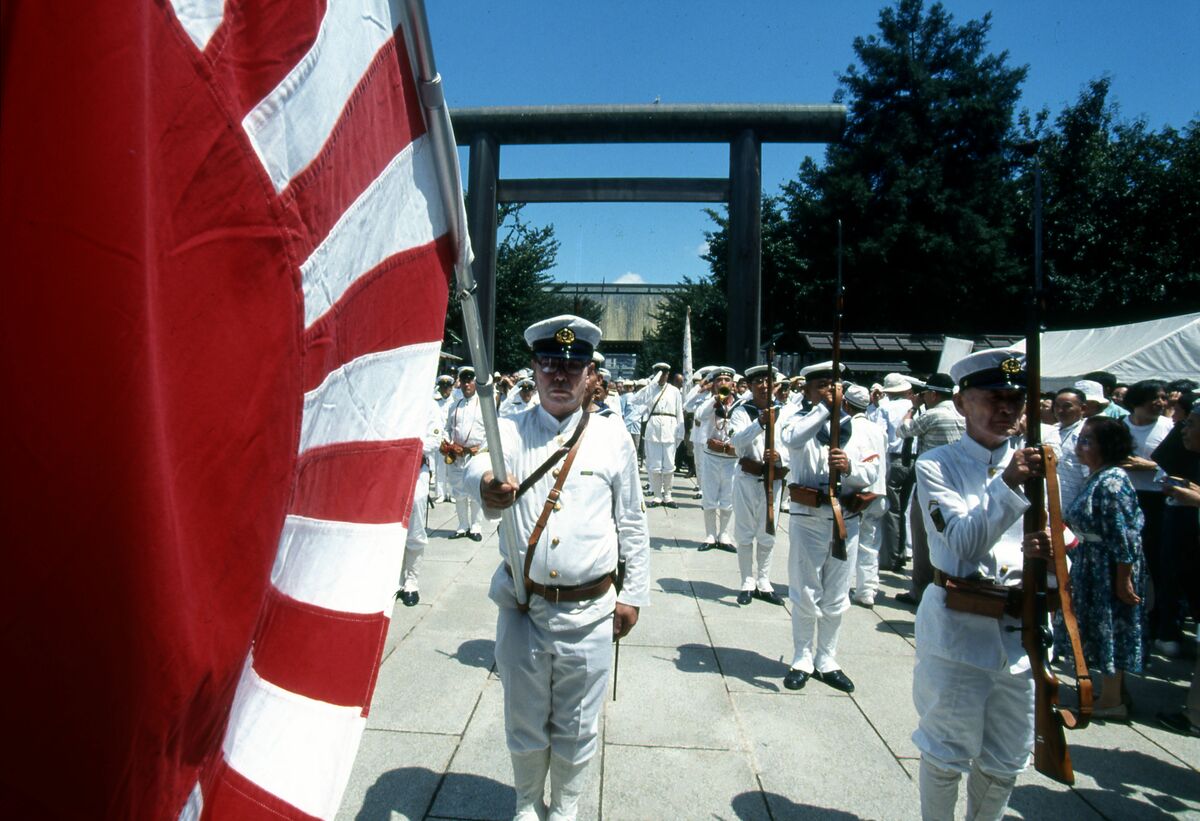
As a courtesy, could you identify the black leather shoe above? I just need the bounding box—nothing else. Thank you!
[698,541,715,552]
[813,669,855,693]
[783,669,809,690]
[664,501,679,509]
[468,532,483,542]
[755,590,785,606]
[399,590,420,607]
[736,590,753,605]
[894,592,920,607]
[719,542,737,553]
[449,531,466,540]
[646,499,659,508]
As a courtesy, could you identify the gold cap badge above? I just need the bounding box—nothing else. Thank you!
[1000,357,1022,375]
[554,327,576,345]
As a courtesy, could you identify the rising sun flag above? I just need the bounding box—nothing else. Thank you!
[1,1,457,818]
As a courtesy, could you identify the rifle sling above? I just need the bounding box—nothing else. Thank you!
[518,411,590,610]
[1043,446,1094,727]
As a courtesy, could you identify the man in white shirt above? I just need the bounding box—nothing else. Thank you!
[879,372,917,572]
[471,315,649,821]
[637,362,684,508]
[396,396,447,606]
[502,378,537,417]
[778,362,881,694]
[443,366,487,540]
[1052,387,1089,512]
[433,374,456,502]
[691,366,740,549]
[912,348,1046,821]
[845,385,888,608]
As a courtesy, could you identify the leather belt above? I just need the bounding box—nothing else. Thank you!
[651,412,676,417]
[932,569,1058,618]
[507,565,615,604]
[705,438,736,456]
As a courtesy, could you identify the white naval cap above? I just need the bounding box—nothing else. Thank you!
[524,314,601,362]
[457,365,476,380]
[844,384,871,409]
[651,361,671,372]
[744,364,785,381]
[598,368,612,380]
[798,360,846,380]
[880,372,913,393]
[436,374,454,385]
[517,378,535,390]
[950,347,1027,391]
[592,350,605,365]
[1072,379,1108,404]
[708,365,735,379]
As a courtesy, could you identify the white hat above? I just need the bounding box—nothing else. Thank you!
[880,373,914,393]
[844,384,871,409]
[734,373,744,382]
[517,378,534,390]
[524,314,601,361]
[744,365,784,381]
[598,368,611,380]
[950,348,1026,391]
[436,374,454,385]
[651,361,671,372]
[592,350,605,365]
[457,365,476,380]
[870,382,883,393]
[708,366,735,379]
[799,360,846,379]
[1073,379,1108,405]
[516,367,533,379]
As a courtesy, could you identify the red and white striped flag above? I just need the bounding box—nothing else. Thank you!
[1,2,453,818]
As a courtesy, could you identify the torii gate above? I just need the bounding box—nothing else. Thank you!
[450,104,845,371]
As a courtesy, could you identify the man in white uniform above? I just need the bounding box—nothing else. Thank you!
[502,378,537,417]
[471,315,649,821]
[684,366,715,501]
[779,362,881,693]
[728,364,789,605]
[912,348,1045,821]
[691,366,740,549]
[638,362,684,508]
[433,374,456,502]
[879,372,917,571]
[397,396,446,606]
[845,385,888,608]
[1052,387,1089,511]
[444,366,487,540]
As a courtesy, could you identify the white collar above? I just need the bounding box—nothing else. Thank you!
[535,404,584,436]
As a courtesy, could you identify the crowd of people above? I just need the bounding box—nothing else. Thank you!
[398,318,1197,820]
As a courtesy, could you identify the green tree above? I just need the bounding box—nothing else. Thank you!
[443,203,603,373]
[1018,78,1200,323]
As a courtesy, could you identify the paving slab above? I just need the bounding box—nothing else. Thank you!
[841,654,922,759]
[417,582,497,640]
[735,691,921,820]
[601,745,767,820]
[604,643,742,750]
[368,633,492,735]
[336,731,458,821]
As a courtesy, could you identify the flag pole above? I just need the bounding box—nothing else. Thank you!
[403,0,527,606]
[682,305,693,384]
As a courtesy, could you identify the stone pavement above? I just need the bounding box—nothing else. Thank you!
[338,473,1199,820]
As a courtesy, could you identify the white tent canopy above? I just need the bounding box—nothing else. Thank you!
[943,312,1199,390]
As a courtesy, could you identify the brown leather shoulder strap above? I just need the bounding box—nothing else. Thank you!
[519,411,590,607]
[514,410,591,502]
[1044,446,1094,727]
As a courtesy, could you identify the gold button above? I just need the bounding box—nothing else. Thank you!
[554,502,562,511]
[551,537,560,546]
[549,570,559,578]
[552,468,560,478]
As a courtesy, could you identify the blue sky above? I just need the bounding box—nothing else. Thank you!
[427,1,1199,287]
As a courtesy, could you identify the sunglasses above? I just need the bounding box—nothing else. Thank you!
[535,356,587,376]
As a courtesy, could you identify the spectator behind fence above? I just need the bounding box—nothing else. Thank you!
[1054,416,1145,722]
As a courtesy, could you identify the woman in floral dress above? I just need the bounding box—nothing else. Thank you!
[1056,416,1146,721]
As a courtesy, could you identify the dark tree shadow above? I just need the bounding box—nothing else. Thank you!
[436,638,495,670]
[877,620,915,640]
[732,790,859,820]
[1071,745,1200,815]
[672,642,786,691]
[656,576,693,596]
[689,580,742,609]
[355,766,513,821]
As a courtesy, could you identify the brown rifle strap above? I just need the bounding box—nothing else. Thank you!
[1043,446,1094,728]
[827,384,848,557]
[520,411,590,602]
[513,410,591,502]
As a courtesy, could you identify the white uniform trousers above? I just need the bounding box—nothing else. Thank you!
[401,468,430,591]
[912,644,1035,778]
[699,449,736,511]
[787,509,860,673]
[448,459,482,533]
[733,474,783,592]
[644,441,677,475]
[495,606,613,765]
[854,498,886,603]
[434,455,449,500]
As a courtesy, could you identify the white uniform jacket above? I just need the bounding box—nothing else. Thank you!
[914,436,1033,673]
[850,413,888,498]
[728,400,792,469]
[420,398,444,473]
[693,395,739,455]
[638,381,683,445]
[446,394,487,448]
[467,406,651,631]
[501,393,536,417]
[778,403,880,501]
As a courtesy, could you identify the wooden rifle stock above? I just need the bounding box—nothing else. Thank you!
[765,345,777,536]
[828,220,847,560]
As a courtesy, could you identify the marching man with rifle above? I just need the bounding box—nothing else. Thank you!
[691,365,741,550]
[470,315,650,821]
[727,363,791,606]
